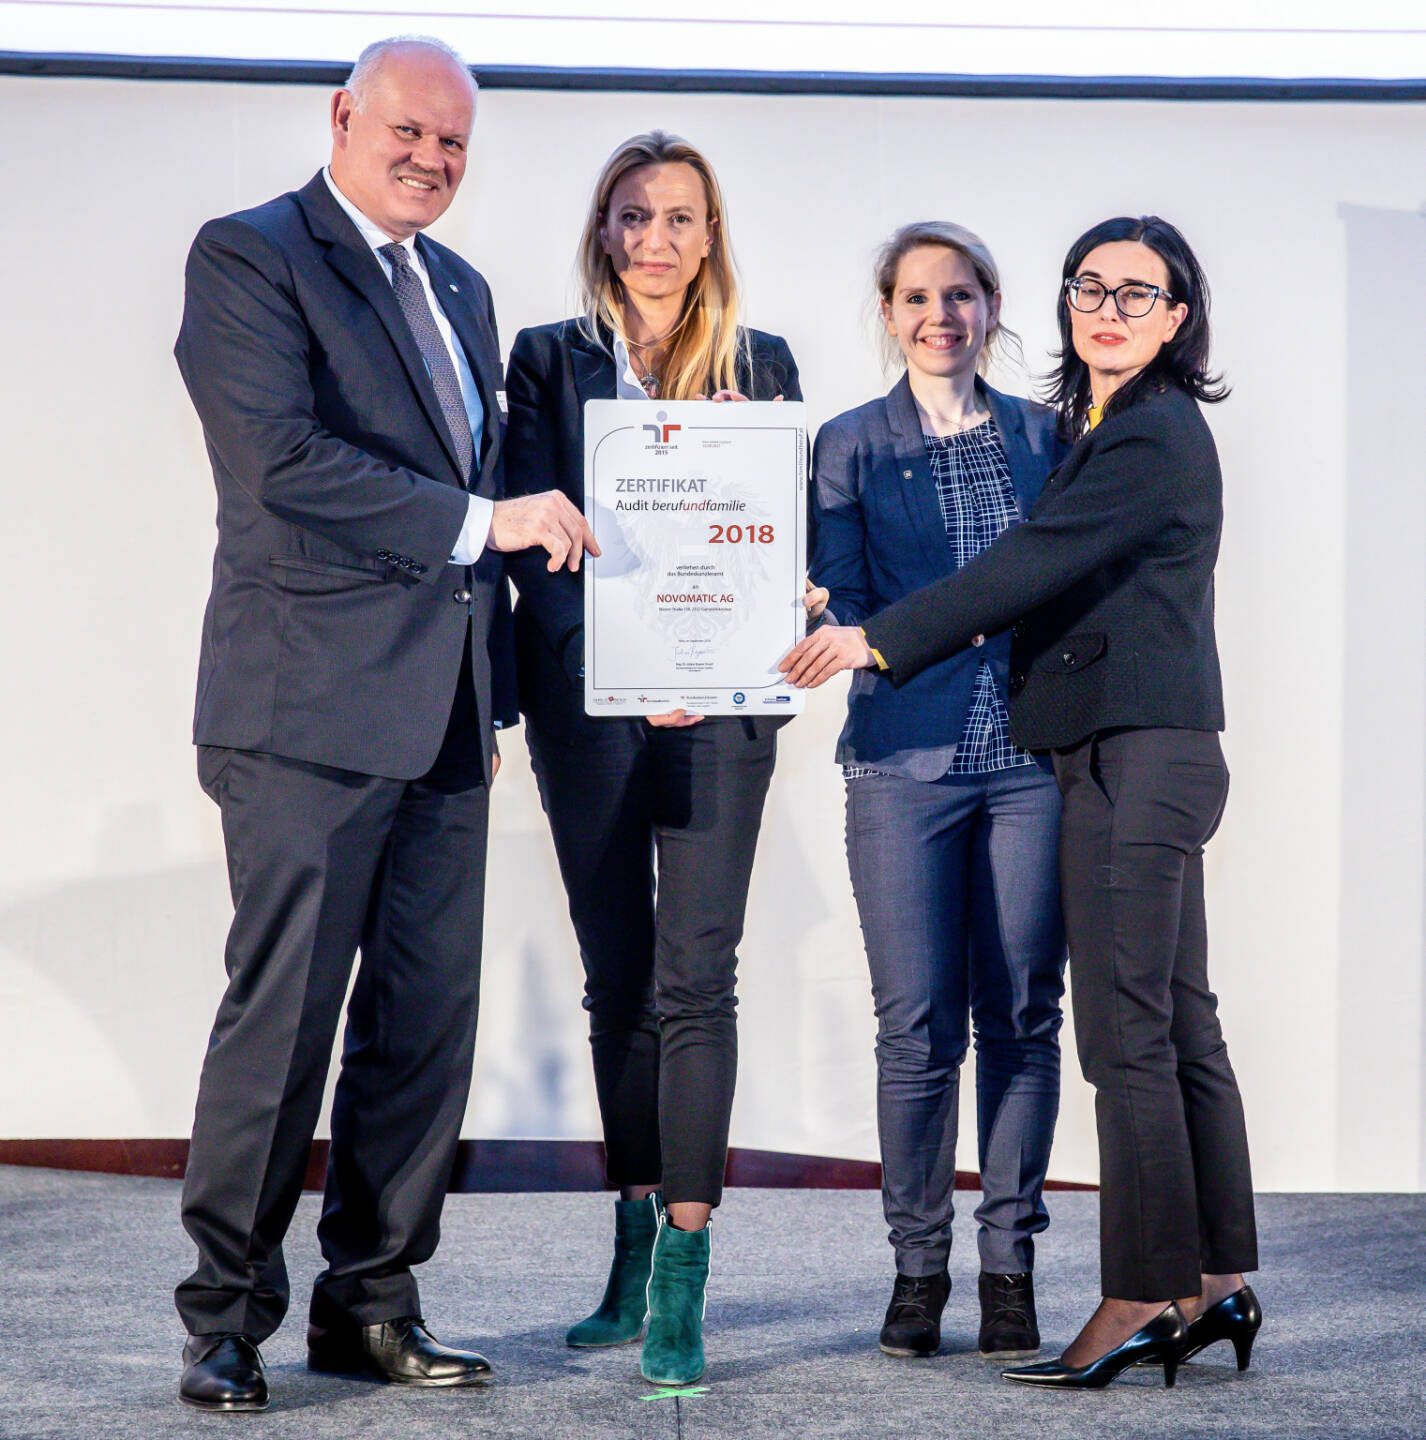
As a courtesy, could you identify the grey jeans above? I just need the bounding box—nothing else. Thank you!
[846,763,1066,1276]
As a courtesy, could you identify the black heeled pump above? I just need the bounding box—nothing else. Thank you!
[1181,1285,1262,1370]
[1002,1303,1187,1389]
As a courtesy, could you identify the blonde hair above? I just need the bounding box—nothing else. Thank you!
[576,131,746,401]
[872,220,1023,377]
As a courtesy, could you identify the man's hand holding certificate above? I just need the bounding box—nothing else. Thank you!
[583,399,808,717]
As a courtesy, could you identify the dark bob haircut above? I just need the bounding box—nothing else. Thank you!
[1044,215,1228,436]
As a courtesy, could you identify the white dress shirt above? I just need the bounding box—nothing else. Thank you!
[322,168,493,564]
[612,335,652,400]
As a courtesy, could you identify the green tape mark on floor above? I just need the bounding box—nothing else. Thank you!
[639,1385,709,1400]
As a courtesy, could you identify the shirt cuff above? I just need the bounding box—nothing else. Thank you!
[450,494,495,565]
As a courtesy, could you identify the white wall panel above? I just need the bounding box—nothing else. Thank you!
[2,74,1422,1189]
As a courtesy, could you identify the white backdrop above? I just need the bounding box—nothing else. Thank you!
[2,73,1424,1191]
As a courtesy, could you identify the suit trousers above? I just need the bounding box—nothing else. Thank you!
[1052,727,1257,1300]
[175,726,489,1342]
[845,764,1065,1277]
[526,715,776,1206]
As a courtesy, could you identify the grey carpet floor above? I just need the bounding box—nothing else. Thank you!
[0,1166,1422,1440]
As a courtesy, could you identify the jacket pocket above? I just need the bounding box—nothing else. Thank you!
[268,554,388,592]
[1034,631,1107,675]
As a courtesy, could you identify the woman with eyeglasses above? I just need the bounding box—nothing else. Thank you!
[809,222,1068,1363]
[502,130,803,1389]
[782,216,1260,1390]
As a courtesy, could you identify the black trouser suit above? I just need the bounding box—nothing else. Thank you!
[1053,727,1256,1298]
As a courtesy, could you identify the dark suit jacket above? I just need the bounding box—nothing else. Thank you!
[811,373,1065,775]
[862,381,1225,752]
[176,171,510,781]
[502,319,801,739]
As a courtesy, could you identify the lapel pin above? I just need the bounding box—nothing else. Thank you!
[449,282,460,292]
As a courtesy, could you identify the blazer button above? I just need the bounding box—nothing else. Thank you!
[1010,672,1026,692]
[970,634,985,647]
[1062,651,1077,666]
[1012,622,1024,638]
[454,588,472,604]
[903,469,913,479]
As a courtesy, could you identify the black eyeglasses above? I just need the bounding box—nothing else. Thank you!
[1064,277,1173,319]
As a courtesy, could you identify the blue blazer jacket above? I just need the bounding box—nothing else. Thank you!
[810,372,1066,776]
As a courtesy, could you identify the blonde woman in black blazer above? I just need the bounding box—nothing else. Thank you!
[503,131,801,1389]
[783,216,1260,1391]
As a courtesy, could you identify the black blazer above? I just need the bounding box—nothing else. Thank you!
[862,382,1225,752]
[811,373,1065,774]
[503,319,801,738]
[176,172,510,780]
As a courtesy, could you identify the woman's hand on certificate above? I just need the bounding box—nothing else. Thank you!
[802,577,829,620]
[646,709,704,728]
[779,624,877,688]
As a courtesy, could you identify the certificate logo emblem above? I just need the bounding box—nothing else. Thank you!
[642,409,682,448]
[733,692,746,706]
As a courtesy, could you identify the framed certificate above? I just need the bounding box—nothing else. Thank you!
[583,398,808,718]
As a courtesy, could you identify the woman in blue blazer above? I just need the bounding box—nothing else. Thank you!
[810,222,1068,1361]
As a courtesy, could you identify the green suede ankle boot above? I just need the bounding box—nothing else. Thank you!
[639,1214,710,1386]
[565,1194,659,1348]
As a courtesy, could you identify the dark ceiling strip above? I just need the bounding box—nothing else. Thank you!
[3,50,1425,100]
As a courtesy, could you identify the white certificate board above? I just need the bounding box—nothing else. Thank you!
[583,399,807,718]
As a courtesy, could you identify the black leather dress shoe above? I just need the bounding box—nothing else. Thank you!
[978,1272,1040,1357]
[1003,1303,1187,1389]
[307,1316,494,1387]
[179,1334,269,1411]
[879,1271,950,1357]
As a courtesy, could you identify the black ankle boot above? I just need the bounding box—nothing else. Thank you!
[879,1271,950,1357]
[978,1272,1040,1357]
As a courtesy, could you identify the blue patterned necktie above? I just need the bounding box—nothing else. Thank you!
[378,241,475,482]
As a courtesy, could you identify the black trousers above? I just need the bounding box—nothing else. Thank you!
[1053,727,1257,1300]
[176,694,488,1341]
[526,716,776,1206]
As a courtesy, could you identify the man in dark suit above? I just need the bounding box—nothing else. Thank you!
[172,37,595,1412]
